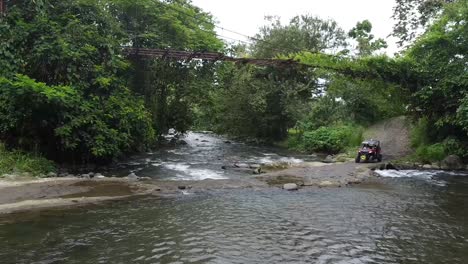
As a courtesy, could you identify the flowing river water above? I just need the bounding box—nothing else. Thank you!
[1,132,467,264]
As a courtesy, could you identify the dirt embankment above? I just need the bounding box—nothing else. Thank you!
[363,116,412,159]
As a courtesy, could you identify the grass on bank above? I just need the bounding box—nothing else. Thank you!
[0,144,56,177]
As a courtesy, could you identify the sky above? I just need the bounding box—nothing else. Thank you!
[191,0,400,55]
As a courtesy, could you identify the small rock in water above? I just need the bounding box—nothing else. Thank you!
[47,172,57,178]
[385,163,398,170]
[283,183,299,191]
[178,186,187,190]
[422,164,432,169]
[94,173,106,179]
[81,174,91,179]
[253,167,262,175]
[234,163,250,169]
[249,164,261,169]
[323,155,335,163]
[224,141,232,144]
[127,173,139,181]
[319,181,341,188]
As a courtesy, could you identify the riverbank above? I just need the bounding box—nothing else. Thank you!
[2,159,468,216]
[0,161,375,215]
[0,174,274,215]
[1,128,466,216]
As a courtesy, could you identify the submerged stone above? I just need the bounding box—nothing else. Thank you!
[319,181,341,188]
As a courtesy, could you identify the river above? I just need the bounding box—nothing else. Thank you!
[0,132,467,264]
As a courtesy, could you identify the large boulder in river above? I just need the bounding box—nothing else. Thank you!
[283,183,299,191]
[441,155,464,170]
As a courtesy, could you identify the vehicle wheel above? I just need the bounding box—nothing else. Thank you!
[377,155,383,162]
[355,155,361,163]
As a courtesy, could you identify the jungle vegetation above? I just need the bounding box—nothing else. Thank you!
[0,0,466,174]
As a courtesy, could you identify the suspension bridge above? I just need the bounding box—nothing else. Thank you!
[122,47,300,67]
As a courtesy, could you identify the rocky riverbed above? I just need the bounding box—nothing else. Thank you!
[0,159,377,215]
[1,131,466,215]
[0,160,428,215]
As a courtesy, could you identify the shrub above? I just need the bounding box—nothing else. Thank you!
[415,143,446,163]
[443,138,468,160]
[0,144,56,176]
[300,125,363,154]
[410,117,430,148]
[410,117,467,162]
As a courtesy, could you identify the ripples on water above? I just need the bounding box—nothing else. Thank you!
[110,132,316,181]
[1,133,467,263]
[1,178,468,264]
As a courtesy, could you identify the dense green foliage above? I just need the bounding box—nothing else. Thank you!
[0,0,220,163]
[0,0,466,166]
[407,1,468,161]
[112,0,223,134]
[411,117,467,162]
[289,125,363,154]
[285,1,467,157]
[201,16,390,145]
[392,0,458,46]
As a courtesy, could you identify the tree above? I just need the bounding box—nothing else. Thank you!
[392,0,458,46]
[110,0,223,134]
[405,0,468,143]
[252,15,347,58]
[348,20,387,57]
[0,0,155,162]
